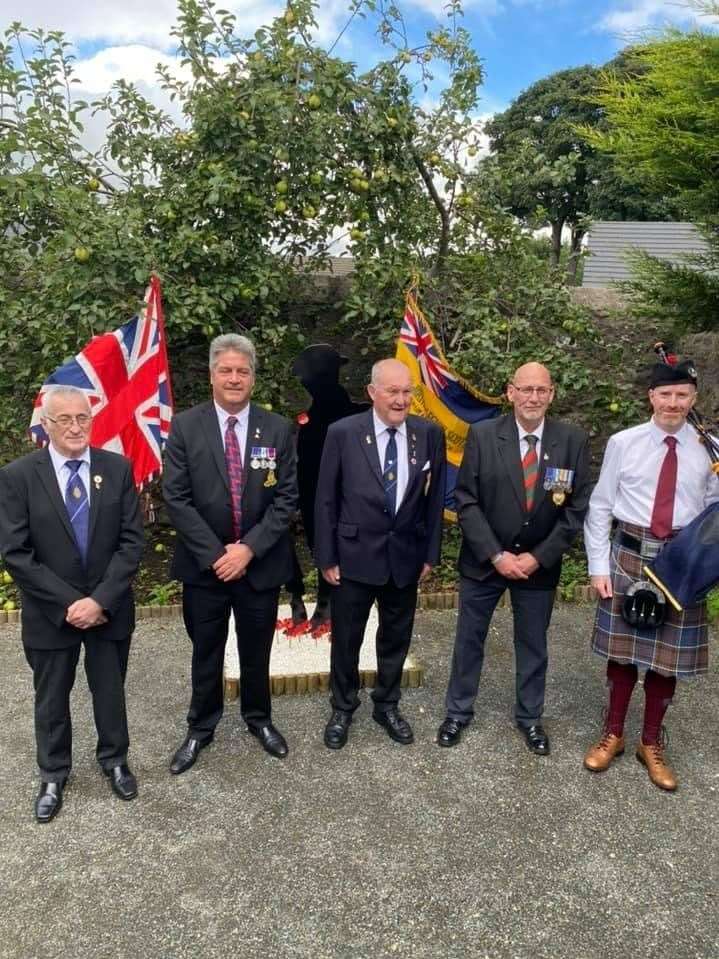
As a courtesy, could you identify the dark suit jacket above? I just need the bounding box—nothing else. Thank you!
[163,401,298,591]
[314,411,447,588]
[0,448,144,650]
[456,414,591,589]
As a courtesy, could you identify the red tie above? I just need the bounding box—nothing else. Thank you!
[225,416,244,540]
[649,435,678,539]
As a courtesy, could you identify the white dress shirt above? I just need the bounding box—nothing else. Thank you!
[516,418,545,462]
[215,402,250,460]
[48,443,92,503]
[373,410,409,508]
[584,418,719,575]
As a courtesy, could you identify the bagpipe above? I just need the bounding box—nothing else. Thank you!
[641,343,719,613]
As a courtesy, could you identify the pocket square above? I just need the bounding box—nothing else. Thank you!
[422,460,431,472]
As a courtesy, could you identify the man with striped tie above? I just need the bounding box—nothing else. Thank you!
[436,362,591,755]
[0,386,144,821]
[163,334,298,771]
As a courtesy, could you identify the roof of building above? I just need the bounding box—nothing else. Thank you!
[582,221,708,288]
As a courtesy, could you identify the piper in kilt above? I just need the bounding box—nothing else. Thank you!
[583,359,719,791]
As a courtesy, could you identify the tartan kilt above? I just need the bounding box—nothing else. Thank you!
[591,522,709,678]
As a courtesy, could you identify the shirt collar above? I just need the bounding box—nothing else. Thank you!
[48,443,91,473]
[372,409,407,439]
[515,418,545,443]
[649,417,691,445]
[215,401,250,430]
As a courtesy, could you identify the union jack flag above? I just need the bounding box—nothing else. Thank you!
[29,276,174,490]
[396,292,502,519]
[399,302,456,395]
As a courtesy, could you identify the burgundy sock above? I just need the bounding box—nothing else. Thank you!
[642,670,677,745]
[606,660,638,736]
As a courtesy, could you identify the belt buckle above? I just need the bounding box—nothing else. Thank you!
[639,539,661,561]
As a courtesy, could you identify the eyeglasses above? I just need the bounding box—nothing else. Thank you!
[510,385,553,398]
[44,413,92,428]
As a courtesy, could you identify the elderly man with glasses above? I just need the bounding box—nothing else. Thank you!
[436,362,591,755]
[0,386,144,822]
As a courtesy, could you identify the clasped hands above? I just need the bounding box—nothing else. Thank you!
[66,597,107,629]
[494,552,539,580]
[213,542,254,582]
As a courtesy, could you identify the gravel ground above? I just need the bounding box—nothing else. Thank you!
[1,605,717,959]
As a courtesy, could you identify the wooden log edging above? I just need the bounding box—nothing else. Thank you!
[224,664,425,701]
[0,588,600,626]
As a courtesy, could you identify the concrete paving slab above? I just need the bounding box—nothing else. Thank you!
[0,605,717,959]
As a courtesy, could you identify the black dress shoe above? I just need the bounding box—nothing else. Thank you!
[104,763,138,800]
[170,735,212,775]
[373,707,414,745]
[519,723,550,756]
[324,710,352,750]
[249,723,288,758]
[437,717,465,748]
[35,779,67,823]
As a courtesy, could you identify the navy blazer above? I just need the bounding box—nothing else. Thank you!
[455,414,591,589]
[163,401,298,591]
[0,448,144,650]
[314,411,446,588]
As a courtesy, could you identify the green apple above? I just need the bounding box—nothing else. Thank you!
[275,179,289,194]
[274,199,288,213]
[74,247,91,263]
[308,93,321,110]
[3,600,16,612]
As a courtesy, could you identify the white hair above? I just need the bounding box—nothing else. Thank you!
[209,334,256,373]
[41,386,91,418]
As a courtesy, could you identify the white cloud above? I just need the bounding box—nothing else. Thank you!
[4,0,286,50]
[72,45,192,95]
[599,0,698,34]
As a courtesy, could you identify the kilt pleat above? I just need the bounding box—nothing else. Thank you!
[591,523,709,678]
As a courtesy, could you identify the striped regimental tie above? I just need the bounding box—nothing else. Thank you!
[522,434,539,511]
[225,416,244,539]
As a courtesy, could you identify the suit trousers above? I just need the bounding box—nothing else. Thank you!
[182,579,280,738]
[25,637,131,782]
[329,576,418,714]
[445,575,556,726]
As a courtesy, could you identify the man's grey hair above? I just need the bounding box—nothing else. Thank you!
[209,334,256,373]
[370,358,406,385]
[41,385,91,418]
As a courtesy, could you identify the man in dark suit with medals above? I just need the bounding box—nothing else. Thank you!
[163,334,298,771]
[436,362,591,755]
[314,358,446,749]
[0,386,144,822]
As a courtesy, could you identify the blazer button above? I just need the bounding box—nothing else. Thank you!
[514,543,521,549]
[523,521,530,527]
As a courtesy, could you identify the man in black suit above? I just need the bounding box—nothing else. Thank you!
[163,334,298,770]
[315,358,446,749]
[437,362,591,755]
[0,386,144,822]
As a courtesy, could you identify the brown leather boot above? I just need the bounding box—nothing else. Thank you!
[584,731,625,772]
[636,739,678,791]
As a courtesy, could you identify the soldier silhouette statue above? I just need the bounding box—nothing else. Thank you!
[284,344,369,633]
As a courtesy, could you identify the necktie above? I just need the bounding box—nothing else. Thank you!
[225,416,244,540]
[649,435,678,539]
[383,427,398,516]
[522,434,539,511]
[65,460,89,563]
